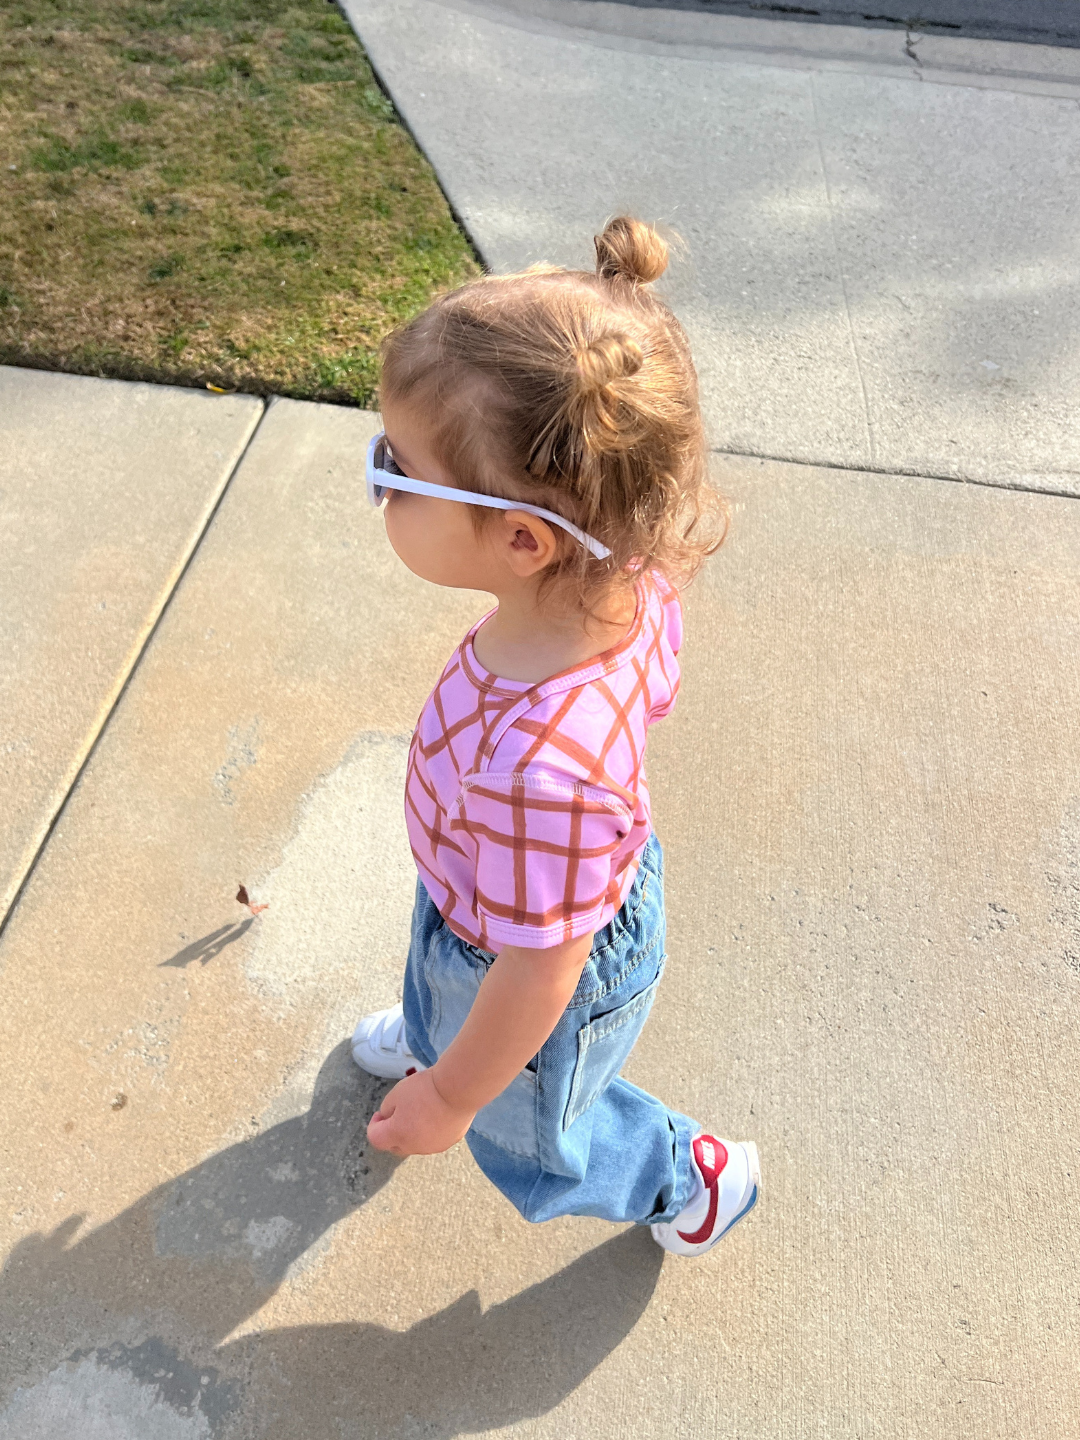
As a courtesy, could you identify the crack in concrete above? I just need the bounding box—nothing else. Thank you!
[710,445,1080,500]
[809,73,877,466]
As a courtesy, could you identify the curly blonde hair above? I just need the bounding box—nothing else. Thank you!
[380,216,726,610]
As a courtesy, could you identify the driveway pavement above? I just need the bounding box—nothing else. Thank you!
[344,0,1080,492]
[603,0,1080,47]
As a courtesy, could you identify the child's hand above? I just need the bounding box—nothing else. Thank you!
[366,1069,475,1157]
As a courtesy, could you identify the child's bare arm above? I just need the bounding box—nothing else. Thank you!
[366,932,593,1157]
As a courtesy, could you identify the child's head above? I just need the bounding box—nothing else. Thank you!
[377,216,724,611]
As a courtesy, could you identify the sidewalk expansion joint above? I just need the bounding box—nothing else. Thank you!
[0,399,270,943]
[713,446,1080,501]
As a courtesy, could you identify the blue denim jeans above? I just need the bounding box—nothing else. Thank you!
[402,835,699,1225]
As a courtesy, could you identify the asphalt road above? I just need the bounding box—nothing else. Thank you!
[538,0,1080,46]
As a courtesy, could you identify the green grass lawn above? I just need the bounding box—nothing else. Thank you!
[0,0,480,405]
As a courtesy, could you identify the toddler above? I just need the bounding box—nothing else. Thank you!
[352,217,759,1256]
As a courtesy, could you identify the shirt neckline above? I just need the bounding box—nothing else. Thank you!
[459,576,649,702]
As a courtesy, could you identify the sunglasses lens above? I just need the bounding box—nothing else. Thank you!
[368,433,386,508]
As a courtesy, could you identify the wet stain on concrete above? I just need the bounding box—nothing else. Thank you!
[242,730,416,1046]
[75,1338,239,1434]
[154,1043,393,1282]
[0,1337,238,1439]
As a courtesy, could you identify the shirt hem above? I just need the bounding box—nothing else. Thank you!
[479,907,609,951]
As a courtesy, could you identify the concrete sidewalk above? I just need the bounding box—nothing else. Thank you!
[344,0,1080,494]
[0,368,263,925]
[1,382,1079,1437]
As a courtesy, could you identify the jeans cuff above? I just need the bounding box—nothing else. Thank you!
[647,1111,699,1225]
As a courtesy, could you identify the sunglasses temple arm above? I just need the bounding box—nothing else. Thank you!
[368,468,611,560]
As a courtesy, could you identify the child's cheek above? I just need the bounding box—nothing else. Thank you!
[384,495,452,585]
[383,493,424,571]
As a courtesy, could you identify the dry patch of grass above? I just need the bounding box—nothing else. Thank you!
[0,0,480,404]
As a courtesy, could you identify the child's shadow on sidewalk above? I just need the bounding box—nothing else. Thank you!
[0,1042,663,1438]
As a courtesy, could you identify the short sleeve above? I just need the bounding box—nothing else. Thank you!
[644,577,683,723]
[454,771,634,949]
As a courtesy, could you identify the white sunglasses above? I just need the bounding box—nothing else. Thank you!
[366,432,611,561]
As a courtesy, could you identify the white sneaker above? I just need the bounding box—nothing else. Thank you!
[350,1003,427,1081]
[651,1133,760,1258]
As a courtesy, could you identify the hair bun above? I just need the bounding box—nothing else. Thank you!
[594,216,669,285]
[575,333,644,393]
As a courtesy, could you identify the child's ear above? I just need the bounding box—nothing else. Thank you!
[500,510,559,576]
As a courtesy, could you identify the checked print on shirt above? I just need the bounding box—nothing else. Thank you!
[405,570,683,951]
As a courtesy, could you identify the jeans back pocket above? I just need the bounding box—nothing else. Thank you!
[562,973,662,1131]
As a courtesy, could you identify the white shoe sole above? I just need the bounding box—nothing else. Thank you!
[350,1043,418,1081]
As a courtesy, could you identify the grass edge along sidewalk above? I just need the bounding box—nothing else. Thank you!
[0,0,480,407]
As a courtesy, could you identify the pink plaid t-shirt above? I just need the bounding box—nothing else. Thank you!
[405,570,682,951]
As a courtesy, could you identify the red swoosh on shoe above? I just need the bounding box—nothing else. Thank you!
[677,1180,719,1245]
